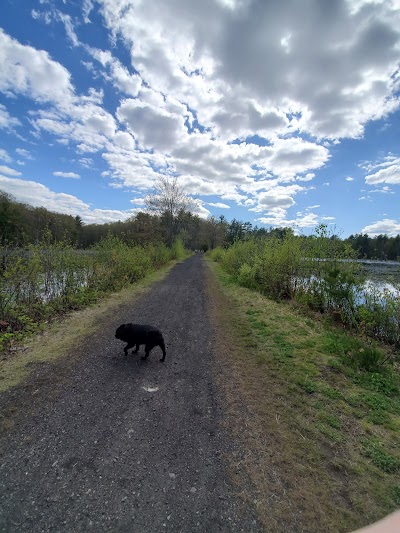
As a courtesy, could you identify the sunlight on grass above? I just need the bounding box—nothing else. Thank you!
[207,258,400,533]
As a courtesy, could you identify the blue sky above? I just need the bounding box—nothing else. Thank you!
[0,0,400,237]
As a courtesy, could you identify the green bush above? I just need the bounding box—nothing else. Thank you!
[170,238,186,260]
[358,288,400,349]
[207,246,225,263]
[254,235,302,300]
[222,239,259,278]
[0,233,176,351]
[237,263,257,289]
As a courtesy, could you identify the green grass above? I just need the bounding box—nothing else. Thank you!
[363,439,400,473]
[206,258,400,533]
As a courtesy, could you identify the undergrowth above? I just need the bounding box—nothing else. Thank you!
[207,258,400,533]
[0,235,188,351]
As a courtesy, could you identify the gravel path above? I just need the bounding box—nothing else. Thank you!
[0,255,261,532]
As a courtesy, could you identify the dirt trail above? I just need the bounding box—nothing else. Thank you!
[0,255,261,532]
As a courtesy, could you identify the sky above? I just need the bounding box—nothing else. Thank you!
[0,0,400,238]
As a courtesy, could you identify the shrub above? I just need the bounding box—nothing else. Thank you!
[237,263,257,289]
[254,235,302,300]
[358,287,400,349]
[170,238,186,260]
[0,233,176,351]
[222,239,259,278]
[207,246,225,263]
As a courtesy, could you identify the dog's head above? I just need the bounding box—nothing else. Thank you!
[115,324,127,340]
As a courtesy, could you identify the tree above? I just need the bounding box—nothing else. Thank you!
[144,177,194,246]
[0,191,23,245]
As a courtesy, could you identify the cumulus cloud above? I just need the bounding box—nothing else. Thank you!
[257,210,321,231]
[117,98,189,152]
[87,47,142,97]
[0,175,136,224]
[0,28,74,105]
[362,218,400,237]
[191,198,212,219]
[97,0,400,140]
[3,0,400,232]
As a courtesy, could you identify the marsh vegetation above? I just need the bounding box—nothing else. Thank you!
[208,225,400,354]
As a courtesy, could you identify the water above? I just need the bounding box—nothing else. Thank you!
[359,260,399,300]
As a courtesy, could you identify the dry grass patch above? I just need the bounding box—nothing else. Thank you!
[206,260,400,533]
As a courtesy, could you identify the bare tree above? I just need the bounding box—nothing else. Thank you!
[144,177,194,246]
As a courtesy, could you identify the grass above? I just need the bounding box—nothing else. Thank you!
[0,262,176,394]
[206,259,400,533]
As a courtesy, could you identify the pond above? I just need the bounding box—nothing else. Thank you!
[358,260,399,299]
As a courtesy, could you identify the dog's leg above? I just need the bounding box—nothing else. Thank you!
[132,343,139,354]
[141,344,152,360]
[124,342,136,356]
[159,339,166,362]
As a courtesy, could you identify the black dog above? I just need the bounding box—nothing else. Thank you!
[115,323,166,362]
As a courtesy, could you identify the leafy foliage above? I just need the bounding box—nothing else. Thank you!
[0,234,178,351]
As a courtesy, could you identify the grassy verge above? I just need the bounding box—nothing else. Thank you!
[0,262,176,394]
[206,259,400,533]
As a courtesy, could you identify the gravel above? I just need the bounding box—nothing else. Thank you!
[0,254,261,532]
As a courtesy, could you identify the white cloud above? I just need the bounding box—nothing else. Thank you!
[257,210,321,231]
[362,218,400,237]
[16,148,34,160]
[87,47,142,97]
[191,198,212,219]
[369,186,394,194]
[97,0,400,140]
[117,98,188,152]
[0,165,22,176]
[0,149,12,163]
[83,0,94,23]
[0,104,21,130]
[365,163,400,185]
[257,191,296,210]
[0,29,74,105]
[297,173,315,182]
[79,157,94,168]
[0,175,136,224]
[53,171,80,179]
[208,202,230,209]
[2,2,400,234]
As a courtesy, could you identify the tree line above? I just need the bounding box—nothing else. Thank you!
[1,188,400,260]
